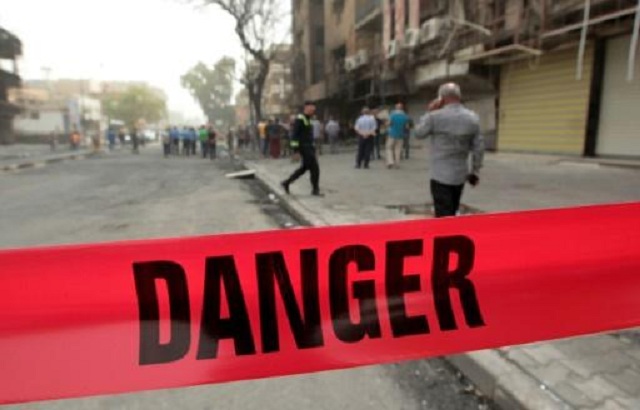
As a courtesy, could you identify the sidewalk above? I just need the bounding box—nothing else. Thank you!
[0,144,95,172]
[244,145,640,410]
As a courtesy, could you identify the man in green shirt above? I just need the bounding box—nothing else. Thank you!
[198,125,209,159]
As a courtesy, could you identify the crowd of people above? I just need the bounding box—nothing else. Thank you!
[160,125,219,159]
[279,82,485,218]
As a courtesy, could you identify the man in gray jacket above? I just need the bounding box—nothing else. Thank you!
[415,82,484,218]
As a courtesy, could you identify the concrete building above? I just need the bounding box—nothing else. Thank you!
[262,44,295,120]
[235,89,251,127]
[9,83,103,142]
[0,26,22,144]
[293,0,640,157]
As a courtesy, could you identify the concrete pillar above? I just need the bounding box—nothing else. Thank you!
[383,0,391,55]
[409,0,420,29]
[395,0,406,42]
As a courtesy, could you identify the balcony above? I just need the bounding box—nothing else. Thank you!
[0,27,22,60]
[355,0,382,31]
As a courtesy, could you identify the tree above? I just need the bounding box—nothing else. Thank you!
[181,57,236,128]
[103,85,167,129]
[200,0,284,122]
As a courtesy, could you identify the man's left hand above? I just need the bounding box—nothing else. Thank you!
[467,174,480,187]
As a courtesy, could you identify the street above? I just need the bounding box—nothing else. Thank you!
[0,146,496,410]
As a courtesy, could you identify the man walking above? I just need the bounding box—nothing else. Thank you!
[281,101,322,196]
[415,82,484,218]
[325,117,340,154]
[354,107,377,169]
[387,103,409,169]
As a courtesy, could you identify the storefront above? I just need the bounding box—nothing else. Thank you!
[596,34,640,157]
[498,45,594,155]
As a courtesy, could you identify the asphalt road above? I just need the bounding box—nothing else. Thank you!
[0,146,497,410]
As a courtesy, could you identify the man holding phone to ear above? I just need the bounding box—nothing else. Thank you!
[415,82,484,218]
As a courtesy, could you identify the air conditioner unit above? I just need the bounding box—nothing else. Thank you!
[403,28,420,48]
[356,49,369,66]
[344,56,358,72]
[420,18,445,44]
[387,40,398,59]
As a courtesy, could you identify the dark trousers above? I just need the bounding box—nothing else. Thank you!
[356,136,373,168]
[402,134,410,159]
[163,143,171,157]
[372,132,382,160]
[285,147,319,192]
[209,142,216,160]
[201,141,209,158]
[431,179,464,218]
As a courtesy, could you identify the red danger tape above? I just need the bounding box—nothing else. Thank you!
[1,203,639,404]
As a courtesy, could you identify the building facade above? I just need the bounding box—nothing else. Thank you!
[0,27,22,144]
[293,0,640,157]
[262,44,295,120]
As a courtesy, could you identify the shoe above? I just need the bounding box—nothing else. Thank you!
[355,165,361,169]
[364,165,369,169]
[281,181,290,195]
[311,190,324,197]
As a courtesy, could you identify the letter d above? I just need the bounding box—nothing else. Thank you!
[133,261,191,365]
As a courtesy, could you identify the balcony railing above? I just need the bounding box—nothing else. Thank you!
[356,0,381,25]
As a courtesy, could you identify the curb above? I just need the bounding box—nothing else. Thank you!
[1,151,95,173]
[243,157,568,410]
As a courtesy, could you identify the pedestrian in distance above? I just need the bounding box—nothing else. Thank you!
[227,127,235,159]
[415,82,484,218]
[162,127,171,158]
[354,107,377,169]
[70,128,81,150]
[312,116,323,155]
[402,118,413,160]
[281,101,322,197]
[169,126,180,155]
[325,117,340,154]
[208,125,217,160]
[387,103,410,169]
[131,128,140,154]
[107,128,117,152]
[258,119,268,157]
[372,108,384,161]
[49,129,58,151]
[180,127,190,157]
[190,127,197,156]
[263,119,274,158]
[199,125,209,158]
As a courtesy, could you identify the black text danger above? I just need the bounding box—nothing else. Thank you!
[133,236,485,365]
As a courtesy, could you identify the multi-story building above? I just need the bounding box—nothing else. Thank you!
[235,89,251,126]
[293,0,640,157]
[0,27,22,144]
[262,44,296,120]
[10,80,106,142]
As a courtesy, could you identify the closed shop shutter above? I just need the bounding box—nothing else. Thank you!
[498,45,593,154]
[597,35,640,157]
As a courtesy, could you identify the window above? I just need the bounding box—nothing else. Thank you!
[29,110,40,120]
[315,26,325,47]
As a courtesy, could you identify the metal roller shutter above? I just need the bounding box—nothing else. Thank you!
[597,35,640,157]
[498,45,593,154]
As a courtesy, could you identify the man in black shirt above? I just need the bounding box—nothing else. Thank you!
[281,101,322,196]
